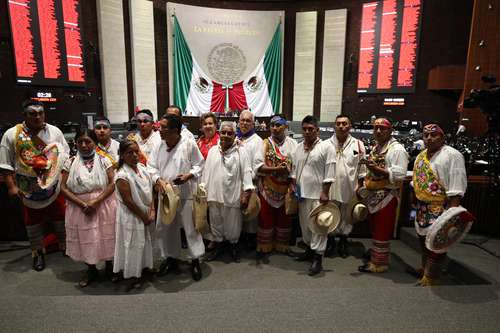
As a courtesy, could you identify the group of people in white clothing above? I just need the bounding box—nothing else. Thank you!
[0,99,468,290]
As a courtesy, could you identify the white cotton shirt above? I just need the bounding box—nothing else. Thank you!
[291,139,332,200]
[255,136,298,172]
[130,131,162,159]
[97,138,120,163]
[238,133,264,180]
[326,135,367,203]
[202,144,255,207]
[381,138,409,187]
[63,154,113,194]
[147,136,204,200]
[426,145,467,197]
[182,127,196,142]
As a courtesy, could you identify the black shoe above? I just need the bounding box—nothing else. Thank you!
[157,257,178,277]
[362,249,371,261]
[358,263,372,273]
[205,243,224,262]
[337,236,349,259]
[231,244,240,263]
[246,233,257,251]
[79,266,99,288]
[308,253,323,276]
[191,259,202,281]
[32,250,45,272]
[294,247,314,262]
[256,251,264,260]
[324,236,336,258]
[105,261,120,283]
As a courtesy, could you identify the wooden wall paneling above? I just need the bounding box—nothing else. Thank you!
[122,0,134,120]
[461,0,500,136]
[312,10,324,120]
[153,1,169,117]
[281,9,296,120]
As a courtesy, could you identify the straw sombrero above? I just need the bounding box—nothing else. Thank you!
[309,202,341,235]
[159,181,180,225]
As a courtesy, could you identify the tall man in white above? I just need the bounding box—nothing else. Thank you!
[203,121,254,263]
[325,115,367,258]
[148,114,205,281]
[165,105,196,141]
[127,109,162,163]
[237,110,263,249]
[291,115,335,276]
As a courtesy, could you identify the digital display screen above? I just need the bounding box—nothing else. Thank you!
[357,0,423,94]
[8,0,85,87]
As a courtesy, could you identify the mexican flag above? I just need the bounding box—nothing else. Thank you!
[173,16,281,116]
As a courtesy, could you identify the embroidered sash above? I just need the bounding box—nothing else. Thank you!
[363,139,400,213]
[14,124,58,201]
[413,150,447,232]
[259,138,292,207]
[96,145,117,168]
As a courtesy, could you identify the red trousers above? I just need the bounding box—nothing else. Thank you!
[23,194,66,225]
[368,197,398,266]
[257,194,291,253]
[419,235,446,279]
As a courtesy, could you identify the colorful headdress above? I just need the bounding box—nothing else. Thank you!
[423,123,444,136]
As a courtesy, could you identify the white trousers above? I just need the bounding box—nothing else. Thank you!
[298,199,327,254]
[155,199,205,259]
[209,202,242,244]
[332,201,353,236]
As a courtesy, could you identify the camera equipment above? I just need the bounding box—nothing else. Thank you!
[463,75,500,191]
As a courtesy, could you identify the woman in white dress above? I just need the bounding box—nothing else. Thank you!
[60,129,117,288]
[114,140,155,291]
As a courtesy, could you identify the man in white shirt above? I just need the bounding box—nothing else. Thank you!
[291,115,335,276]
[93,116,120,166]
[148,114,205,281]
[127,109,162,163]
[0,100,69,271]
[411,123,467,286]
[165,105,196,141]
[237,110,263,250]
[203,121,255,263]
[325,115,367,258]
[358,118,409,273]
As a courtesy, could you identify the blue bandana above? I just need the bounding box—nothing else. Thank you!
[270,116,287,126]
[236,128,255,139]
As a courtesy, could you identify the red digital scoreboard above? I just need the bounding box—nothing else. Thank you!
[8,0,85,87]
[357,0,423,94]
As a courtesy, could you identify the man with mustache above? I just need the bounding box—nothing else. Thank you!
[0,100,70,271]
[127,109,162,163]
[358,118,409,274]
[411,123,467,286]
[148,114,205,281]
[237,109,264,250]
[203,121,255,263]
